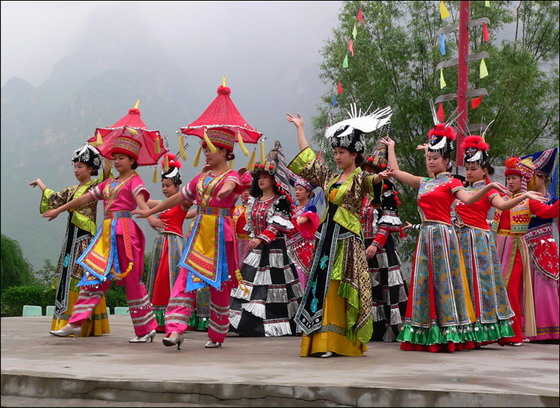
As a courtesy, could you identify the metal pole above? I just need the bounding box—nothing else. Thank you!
[456,0,470,168]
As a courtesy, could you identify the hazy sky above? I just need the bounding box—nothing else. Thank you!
[1,1,344,88]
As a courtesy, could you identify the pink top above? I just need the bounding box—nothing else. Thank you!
[455,180,499,230]
[181,170,242,210]
[91,174,150,215]
[417,172,464,225]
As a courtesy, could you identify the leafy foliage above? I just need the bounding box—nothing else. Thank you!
[1,285,55,317]
[1,234,35,290]
[312,0,559,260]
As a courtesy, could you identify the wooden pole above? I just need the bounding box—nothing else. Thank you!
[456,0,470,168]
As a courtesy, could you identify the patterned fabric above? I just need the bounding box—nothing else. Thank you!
[417,173,464,225]
[286,205,318,289]
[289,148,381,350]
[525,196,559,341]
[110,135,141,160]
[229,195,303,337]
[361,194,408,342]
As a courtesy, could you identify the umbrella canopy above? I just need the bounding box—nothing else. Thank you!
[88,105,167,166]
[180,85,263,144]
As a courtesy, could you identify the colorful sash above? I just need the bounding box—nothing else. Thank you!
[76,211,134,286]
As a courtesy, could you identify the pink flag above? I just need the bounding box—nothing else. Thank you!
[437,103,445,122]
[337,81,343,94]
[357,7,364,25]
[482,23,489,42]
[471,96,482,109]
[348,38,354,57]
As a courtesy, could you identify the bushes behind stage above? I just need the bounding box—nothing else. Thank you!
[1,285,129,317]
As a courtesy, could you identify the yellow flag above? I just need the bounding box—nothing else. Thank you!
[440,69,447,89]
[480,58,489,78]
[222,75,227,87]
[440,1,450,19]
[485,0,490,7]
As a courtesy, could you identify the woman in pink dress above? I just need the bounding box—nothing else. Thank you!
[44,136,161,343]
[134,128,243,350]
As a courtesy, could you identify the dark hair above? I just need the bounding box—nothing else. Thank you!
[482,162,495,176]
[131,159,139,170]
[249,172,281,198]
[355,154,364,166]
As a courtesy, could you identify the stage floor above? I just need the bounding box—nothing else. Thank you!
[1,315,558,407]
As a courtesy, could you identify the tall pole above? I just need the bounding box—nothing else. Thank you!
[456,0,470,167]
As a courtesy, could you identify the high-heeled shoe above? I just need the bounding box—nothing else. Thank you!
[129,329,156,343]
[205,340,222,348]
[49,324,82,337]
[320,351,333,358]
[162,333,184,350]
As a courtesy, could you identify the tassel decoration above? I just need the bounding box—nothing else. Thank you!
[260,139,266,163]
[127,127,138,136]
[229,158,234,169]
[203,129,217,153]
[193,145,202,167]
[246,147,256,170]
[237,130,249,156]
[154,137,161,154]
[152,166,158,183]
[178,135,187,161]
[164,154,169,171]
[91,131,103,147]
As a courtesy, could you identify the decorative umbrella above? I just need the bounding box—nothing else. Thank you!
[88,100,167,167]
[177,78,264,166]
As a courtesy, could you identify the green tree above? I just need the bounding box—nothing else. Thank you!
[313,0,559,260]
[1,234,35,289]
[33,258,57,287]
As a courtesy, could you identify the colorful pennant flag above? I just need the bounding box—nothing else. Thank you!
[437,103,445,122]
[333,95,337,106]
[352,22,358,39]
[357,7,364,25]
[348,38,354,57]
[440,1,450,20]
[471,96,482,109]
[440,68,447,89]
[342,53,349,68]
[482,23,489,42]
[440,33,446,55]
[479,58,489,78]
[337,81,343,94]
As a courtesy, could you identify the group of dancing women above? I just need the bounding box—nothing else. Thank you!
[33,102,559,357]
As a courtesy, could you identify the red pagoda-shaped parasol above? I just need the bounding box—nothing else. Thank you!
[178,78,264,167]
[88,100,167,166]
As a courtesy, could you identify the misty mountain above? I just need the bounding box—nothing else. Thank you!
[1,5,328,269]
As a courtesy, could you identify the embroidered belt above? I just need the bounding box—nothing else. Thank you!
[237,233,251,239]
[105,211,132,219]
[198,207,232,217]
[421,220,452,227]
[496,229,523,237]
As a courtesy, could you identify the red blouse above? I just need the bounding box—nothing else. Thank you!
[417,172,464,225]
[455,180,499,230]
[158,204,188,236]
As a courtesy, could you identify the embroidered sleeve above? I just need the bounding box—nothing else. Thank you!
[450,178,465,194]
[130,176,150,201]
[243,197,257,239]
[225,170,244,194]
[486,189,499,204]
[372,228,390,249]
[360,171,383,203]
[259,196,295,242]
[182,175,199,205]
[89,179,109,202]
[288,147,333,189]
[40,186,76,214]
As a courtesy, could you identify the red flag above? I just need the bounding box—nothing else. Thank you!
[337,81,343,94]
[437,103,445,122]
[482,23,489,42]
[471,96,482,109]
[348,38,354,57]
[357,7,364,25]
